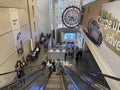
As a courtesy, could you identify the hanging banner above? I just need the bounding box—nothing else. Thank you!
[84,1,120,57]
[9,8,23,54]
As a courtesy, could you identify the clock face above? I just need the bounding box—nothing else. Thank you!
[62,6,81,28]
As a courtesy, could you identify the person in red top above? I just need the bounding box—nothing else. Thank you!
[35,40,39,48]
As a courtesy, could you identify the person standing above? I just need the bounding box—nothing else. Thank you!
[78,50,83,62]
[75,55,79,65]
[43,39,48,52]
[15,60,25,84]
[65,52,67,61]
[52,60,56,72]
[56,59,61,75]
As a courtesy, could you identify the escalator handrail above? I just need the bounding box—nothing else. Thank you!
[39,71,52,90]
[65,66,110,90]
[65,66,95,89]
[0,70,16,76]
[75,66,120,81]
[61,70,67,90]
[62,66,79,90]
[24,63,41,70]
[0,67,44,90]
[73,66,104,80]
[97,72,120,81]
[0,63,42,76]
[22,69,52,90]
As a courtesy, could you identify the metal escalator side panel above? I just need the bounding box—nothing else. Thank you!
[19,68,51,90]
[66,65,110,90]
[63,67,79,90]
[39,70,52,90]
[62,67,75,90]
[65,66,98,90]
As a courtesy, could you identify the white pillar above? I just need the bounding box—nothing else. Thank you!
[52,1,57,46]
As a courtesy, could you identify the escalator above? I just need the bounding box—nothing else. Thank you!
[0,65,51,90]
[1,62,119,90]
[64,64,110,90]
[63,65,96,90]
[44,72,64,90]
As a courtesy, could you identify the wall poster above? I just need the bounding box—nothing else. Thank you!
[98,1,120,57]
[9,8,23,54]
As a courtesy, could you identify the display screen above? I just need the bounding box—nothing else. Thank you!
[64,33,76,40]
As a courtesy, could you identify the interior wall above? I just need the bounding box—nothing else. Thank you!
[0,0,30,87]
[27,0,36,39]
[36,0,50,34]
[81,0,120,89]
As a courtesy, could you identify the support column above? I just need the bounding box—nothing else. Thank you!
[53,1,57,46]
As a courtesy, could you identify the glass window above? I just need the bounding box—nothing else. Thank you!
[56,0,81,29]
[49,0,97,29]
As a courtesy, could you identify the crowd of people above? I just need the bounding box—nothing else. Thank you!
[15,32,51,85]
[14,33,83,86]
[41,58,62,75]
[65,46,83,65]
[25,32,51,62]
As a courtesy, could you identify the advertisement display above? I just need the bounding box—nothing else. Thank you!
[84,1,120,80]
[85,1,120,57]
[86,19,103,46]
[98,1,120,57]
[64,33,76,40]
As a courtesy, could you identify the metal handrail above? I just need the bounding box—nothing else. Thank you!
[97,72,120,81]
[0,70,16,76]
[65,66,110,90]
[61,71,67,90]
[65,66,97,89]
[39,71,52,90]
[62,66,79,90]
[0,68,43,90]
[75,66,120,81]
[0,63,42,76]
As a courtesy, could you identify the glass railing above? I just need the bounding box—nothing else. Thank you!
[66,65,110,90]
[0,63,42,88]
[63,65,95,90]
[1,62,119,90]
[0,64,51,90]
[61,66,75,90]
[65,65,120,90]
[0,71,17,88]
[72,65,110,88]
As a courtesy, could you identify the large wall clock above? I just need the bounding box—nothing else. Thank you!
[62,6,81,28]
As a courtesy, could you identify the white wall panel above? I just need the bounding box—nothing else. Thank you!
[0,0,27,8]
[0,8,12,35]
[37,0,50,34]
[0,32,16,66]
[19,9,29,27]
